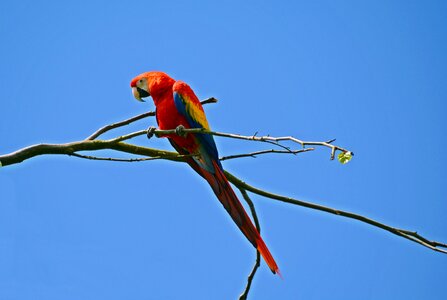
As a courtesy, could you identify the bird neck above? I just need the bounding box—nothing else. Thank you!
[152,87,173,107]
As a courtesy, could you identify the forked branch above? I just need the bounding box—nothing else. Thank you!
[1,97,445,300]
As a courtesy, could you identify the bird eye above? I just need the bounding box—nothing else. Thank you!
[137,79,145,87]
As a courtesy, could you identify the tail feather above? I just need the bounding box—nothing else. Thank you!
[256,234,281,277]
[203,160,280,275]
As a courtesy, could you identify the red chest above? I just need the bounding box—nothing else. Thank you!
[155,94,198,152]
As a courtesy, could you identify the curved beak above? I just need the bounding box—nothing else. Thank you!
[132,87,144,102]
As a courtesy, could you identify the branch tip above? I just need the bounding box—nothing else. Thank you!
[200,97,218,105]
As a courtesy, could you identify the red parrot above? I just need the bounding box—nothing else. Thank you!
[130,71,279,275]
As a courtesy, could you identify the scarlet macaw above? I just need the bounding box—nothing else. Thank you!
[130,71,279,274]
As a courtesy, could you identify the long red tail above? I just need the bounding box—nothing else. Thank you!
[202,161,280,275]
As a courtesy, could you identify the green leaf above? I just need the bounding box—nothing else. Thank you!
[338,151,353,164]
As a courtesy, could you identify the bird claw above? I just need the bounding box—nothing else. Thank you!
[146,126,157,139]
[175,125,187,137]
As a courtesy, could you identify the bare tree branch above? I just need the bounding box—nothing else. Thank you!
[220,148,314,161]
[1,99,446,299]
[0,140,183,167]
[140,127,351,160]
[0,136,318,168]
[1,110,444,254]
[238,188,262,300]
[224,172,447,254]
[70,152,191,162]
[103,127,350,162]
[3,134,443,255]
[0,127,343,168]
[69,148,312,163]
[87,111,156,140]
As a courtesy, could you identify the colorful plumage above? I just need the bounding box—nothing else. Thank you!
[130,71,279,275]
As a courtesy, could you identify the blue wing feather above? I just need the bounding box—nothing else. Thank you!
[173,90,222,172]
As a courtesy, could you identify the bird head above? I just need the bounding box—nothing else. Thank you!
[130,71,175,103]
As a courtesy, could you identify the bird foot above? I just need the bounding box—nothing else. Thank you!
[175,125,187,137]
[146,126,158,139]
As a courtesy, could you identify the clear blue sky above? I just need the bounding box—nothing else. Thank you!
[1,1,446,299]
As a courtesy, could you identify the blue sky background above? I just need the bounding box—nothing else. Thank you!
[1,1,446,299]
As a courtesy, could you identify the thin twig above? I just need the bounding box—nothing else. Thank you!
[225,172,447,254]
[87,111,155,140]
[110,130,147,143]
[70,152,194,162]
[71,153,165,162]
[199,97,218,105]
[220,148,314,161]
[210,131,352,159]
[86,97,218,140]
[110,127,349,160]
[238,188,261,300]
[73,149,310,163]
[240,189,261,236]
